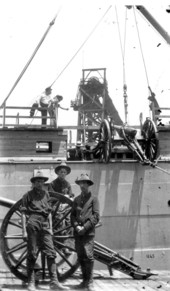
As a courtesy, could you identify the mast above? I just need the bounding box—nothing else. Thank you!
[136,6,170,45]
[1,13,59,108]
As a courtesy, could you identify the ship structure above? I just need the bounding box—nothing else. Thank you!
[0,5,170,284]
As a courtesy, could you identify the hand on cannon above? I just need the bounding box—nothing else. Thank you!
[76,225,86,235]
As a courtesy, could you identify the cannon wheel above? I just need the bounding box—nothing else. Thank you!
[99,119,112,163]
[141,118,159,161]
[0,192,79,282]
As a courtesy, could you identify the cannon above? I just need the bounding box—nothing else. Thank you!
[0,193,156,283]
[92,117,159,164]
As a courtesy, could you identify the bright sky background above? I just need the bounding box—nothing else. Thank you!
[0,0,170,129]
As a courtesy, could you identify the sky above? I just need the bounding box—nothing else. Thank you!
[0,0,170,130]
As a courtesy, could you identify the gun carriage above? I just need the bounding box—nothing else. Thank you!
[93,117,159,165]
[0,191,155,284]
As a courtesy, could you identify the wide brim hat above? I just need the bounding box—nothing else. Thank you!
[55,162,71,175]
[76,141,82,147]
[30,170,49,183]
[75,174,94,186]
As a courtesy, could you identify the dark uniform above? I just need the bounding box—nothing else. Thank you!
[22,188,56,262]
[48,162,73,255]
[49,177,72,197]
[21,170,68,291]
[71,174,100,291]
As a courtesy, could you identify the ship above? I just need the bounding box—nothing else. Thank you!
[0,5,170,280]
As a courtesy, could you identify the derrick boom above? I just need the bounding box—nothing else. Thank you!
[131,6,170,45]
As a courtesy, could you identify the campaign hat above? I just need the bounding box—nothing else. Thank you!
[55,161,71,175]
[30,170,49,183]
[76,141,82,147]
[75,173,94,186]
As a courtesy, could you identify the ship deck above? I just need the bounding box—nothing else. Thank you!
[0,269,169,291]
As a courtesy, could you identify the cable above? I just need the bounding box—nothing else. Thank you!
[133,7,150,87]
[1,8,61,108]
[50,5,112,87]
[115,7,128,123]
[115,6,127,84]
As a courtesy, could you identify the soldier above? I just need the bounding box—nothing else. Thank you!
[21,170,69,291]
[71,174,100,291]
[48,161,74,255]
[48,161,73,198]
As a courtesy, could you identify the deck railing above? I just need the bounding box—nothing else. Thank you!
[1,103,169,130]
[151,101,170,125]
[0,105,55,128]
[0,104,100,131]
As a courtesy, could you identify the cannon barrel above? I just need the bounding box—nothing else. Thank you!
[0,197,15,208]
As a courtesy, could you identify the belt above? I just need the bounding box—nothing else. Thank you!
[29,213,48,221]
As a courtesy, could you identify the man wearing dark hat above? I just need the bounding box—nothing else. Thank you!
[21,170,68,291]
[71,174,100,291]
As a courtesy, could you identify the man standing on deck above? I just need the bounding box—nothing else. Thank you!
[20,170,69,291]
[71,174,100,291]
[30,87,66,126]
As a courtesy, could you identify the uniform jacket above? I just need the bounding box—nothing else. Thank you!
[48,177,72,197]
[22,188,52,218]
[71,191,100,236]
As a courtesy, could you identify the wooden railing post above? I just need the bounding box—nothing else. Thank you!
[151,101,156,124]
[2,101,6,128]
[16,113,19,126]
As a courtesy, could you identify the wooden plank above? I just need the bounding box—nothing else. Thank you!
[0,270,170,291]
[0,129,67,157]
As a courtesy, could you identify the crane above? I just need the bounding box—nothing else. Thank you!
[127,6,170,45]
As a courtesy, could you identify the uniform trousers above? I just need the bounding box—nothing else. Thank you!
[26,214,56,263]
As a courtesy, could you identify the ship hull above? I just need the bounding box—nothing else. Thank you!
[0,160,170,271]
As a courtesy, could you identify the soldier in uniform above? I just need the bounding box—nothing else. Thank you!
[21,170,69,291]
[71,174,100,291]
[48,161,74,255]
[48,161,73,198]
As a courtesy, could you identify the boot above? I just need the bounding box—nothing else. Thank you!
[47,257,69,290]
[27,260,36,291]
[27,269,36,291]
[74,260,87,289]
[85,261,95,291]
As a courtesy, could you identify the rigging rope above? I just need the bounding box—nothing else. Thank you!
[133,7,150,87]
[1,8,61,108]
[115,7,128,124]
[115,6,127,85]
[50,5,112,87]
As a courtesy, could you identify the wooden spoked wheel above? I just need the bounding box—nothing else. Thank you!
[0,192,79,282]
[141,118,159,161]
[99,119,112,163]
